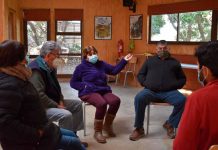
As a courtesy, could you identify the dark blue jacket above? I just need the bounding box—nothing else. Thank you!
[0,73,61,150]
[70,59,127,97]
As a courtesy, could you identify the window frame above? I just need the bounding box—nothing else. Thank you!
[148,10,217,44]
[23,9,51,58]
[55,20,83,77]
[8,9,17,40]
[55,20,83,56]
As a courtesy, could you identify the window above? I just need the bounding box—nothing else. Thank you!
[149,10,212,43]
[23,9,50,56]
[57,21,81,32]
[151,14,177,41]
[55,21,82,75]
[179,11,212,42]
[27,21,48,55]
[55,9,83,75]
[23,9,83,76]
[56,21,81,54]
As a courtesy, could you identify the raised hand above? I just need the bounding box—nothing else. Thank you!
[124,53,133,61]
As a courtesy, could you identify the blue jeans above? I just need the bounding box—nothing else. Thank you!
[134,88,186,128]
[57,128,86,150]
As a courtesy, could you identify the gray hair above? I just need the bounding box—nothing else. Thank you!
[40,41,61,57]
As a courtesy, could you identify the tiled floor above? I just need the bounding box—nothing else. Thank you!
[0,81,175,150]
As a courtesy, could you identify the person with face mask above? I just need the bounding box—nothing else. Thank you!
[174,41,218,150]
[28,41,88,147]
[0,40,86,150]
[197,66,208,86]
[70,46,133,143]
[129,40,186,140]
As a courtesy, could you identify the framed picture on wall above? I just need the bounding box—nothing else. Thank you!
[94,16,112,40]
[130,14,143,40]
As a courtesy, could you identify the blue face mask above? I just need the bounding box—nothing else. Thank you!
[88,55,98,64]
[197,68,206,86]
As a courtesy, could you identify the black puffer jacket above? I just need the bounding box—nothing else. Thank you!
[137,56,186,92]
[0,73,61,150]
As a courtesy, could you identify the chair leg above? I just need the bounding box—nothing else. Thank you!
[133,73,137,86]
[115,74,119,85]
[146,104,150,135]
[123,73,128,87]
[83,102,86,136]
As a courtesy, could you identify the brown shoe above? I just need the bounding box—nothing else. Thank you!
[163,121,171,130]
[129,128,145,141]
[163,121,176,139]
[166,126,176,139]
[94,131,107,143]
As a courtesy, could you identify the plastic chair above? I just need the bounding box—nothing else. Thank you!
[146,90,192,135]
[82,102,91,136]
[115,56,138,87]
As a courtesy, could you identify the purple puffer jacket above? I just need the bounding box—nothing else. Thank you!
[70,58,127,97]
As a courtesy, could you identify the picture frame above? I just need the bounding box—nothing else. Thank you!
[129,14,143,40]
[94,16,112,40]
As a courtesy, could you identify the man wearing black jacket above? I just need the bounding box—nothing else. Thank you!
[129,40,186,140]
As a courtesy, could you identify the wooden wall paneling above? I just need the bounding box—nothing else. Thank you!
[15,0,203,90]
[0,0,4,42]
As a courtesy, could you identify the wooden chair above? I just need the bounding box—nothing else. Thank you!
[115,56,138,87]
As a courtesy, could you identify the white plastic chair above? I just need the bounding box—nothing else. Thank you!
[115,56,138,87]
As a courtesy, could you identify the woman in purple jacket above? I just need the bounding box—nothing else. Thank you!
[70,46,132,143]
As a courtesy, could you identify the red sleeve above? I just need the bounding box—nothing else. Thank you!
[173,94,201,150]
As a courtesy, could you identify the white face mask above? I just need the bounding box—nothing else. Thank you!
[197,67,208,86]
[52,58,65,68]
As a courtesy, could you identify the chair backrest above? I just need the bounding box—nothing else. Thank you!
[209,145,218,150]
[125,56,138,72]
